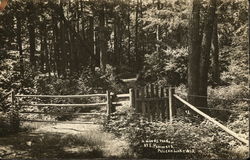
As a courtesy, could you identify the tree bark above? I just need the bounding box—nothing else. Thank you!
[198,0,216,108]
[127,5,131,66]
[156,0,160,53]
[99,4,107,72]
[187,0,201,107]
[89,16,95,72]
[52,14,60,77]
[27,2,36,67]
[211,13,220,86]
[16,12,24,77]
[135,0,139,71]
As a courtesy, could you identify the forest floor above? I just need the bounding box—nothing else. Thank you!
[0,101,132,159]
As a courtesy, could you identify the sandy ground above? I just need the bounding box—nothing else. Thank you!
[0,100,132,159]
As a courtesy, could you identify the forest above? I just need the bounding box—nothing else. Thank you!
[0,0,249,159]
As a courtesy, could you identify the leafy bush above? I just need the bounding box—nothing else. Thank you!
[16,66,128,121]
[208,84,249,119]
[0,108,20,136]
[143,48,188,86]
[103,107,247,159]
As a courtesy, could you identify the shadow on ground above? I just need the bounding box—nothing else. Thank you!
[0,132,103,159]
[0,124,131,159]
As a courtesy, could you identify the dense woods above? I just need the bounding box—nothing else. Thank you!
[0,0,249,159]
[0,0,248,88]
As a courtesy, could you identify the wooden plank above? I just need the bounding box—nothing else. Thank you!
[129,88,135,108]
[136,97,167,101]
[141,88,146,115]
[160,87,166,122]
[155,85,160,121]
[19,103,107,107]
[116,94,130,98]
[150,84,154,121]
[20,119,96,124]
[169,87,173,123]
[15,94,107,98]
[164,88,169,121]
[20,111,105,116]
[135,89,139,112]
[174,94,249,145]
[112,101,129,106]
[106,91,111,119]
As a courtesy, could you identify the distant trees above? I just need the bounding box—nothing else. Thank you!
[0,0,248,97]
[0,0,154,77]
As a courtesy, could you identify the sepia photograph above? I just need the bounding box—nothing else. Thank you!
[0,0,249,159]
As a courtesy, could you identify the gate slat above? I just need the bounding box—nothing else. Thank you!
[19,103,106,107]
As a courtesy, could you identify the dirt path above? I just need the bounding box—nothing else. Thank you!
[0,89,132,159]
[0,119,131,159]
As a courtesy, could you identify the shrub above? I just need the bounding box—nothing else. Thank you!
[103,108,247,159]
[143,47,188,86]
[0,108,20,136]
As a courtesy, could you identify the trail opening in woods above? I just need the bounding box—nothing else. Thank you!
[0,0,249,159]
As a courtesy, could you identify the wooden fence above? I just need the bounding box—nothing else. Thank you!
[12,91,112,124]
[174,94,249,145]
[129,84,175,122]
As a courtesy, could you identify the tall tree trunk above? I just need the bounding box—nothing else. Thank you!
[198,0,216,108]
[135,0,139,72]
[52,14,60,77]
[114,13,122,67]
[16,13,24,77]
[44,29,50,78]
[156,0,160,53]
[27,2,36,67]
[211,13,220,86]
[187,0,201,107]
[99,4,107,72]
[40,27,45,73]
[89,16,95,72]
[127,5,131,66]
[59,5,67,77]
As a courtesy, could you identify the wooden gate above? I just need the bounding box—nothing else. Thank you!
[12,91,112,124]
[129,84,176,122]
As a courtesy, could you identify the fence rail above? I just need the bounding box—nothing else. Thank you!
[14,91,112,123]
[176,93,250,101]
[15,94,107,98]
[20,119,97,124]
[20,111,105,116]
[174,94,248,145]
[18,103,107,107]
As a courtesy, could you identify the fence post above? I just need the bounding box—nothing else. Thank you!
[169,87,175,123]
[135,89,139,112]
[10,90,19,132]
[11,90,15,108]
[129,88,135,108]
[150,84,155,121]
[172,87,176,117]
[146,85,150,121]
[106,91,111,120]
[155,85,160,121]
[164,88,169,121]
[141,88,146,115]
[160,87,165,122]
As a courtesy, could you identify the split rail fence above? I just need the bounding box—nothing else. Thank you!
[2,87,249,147]
[10,91,112,124]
